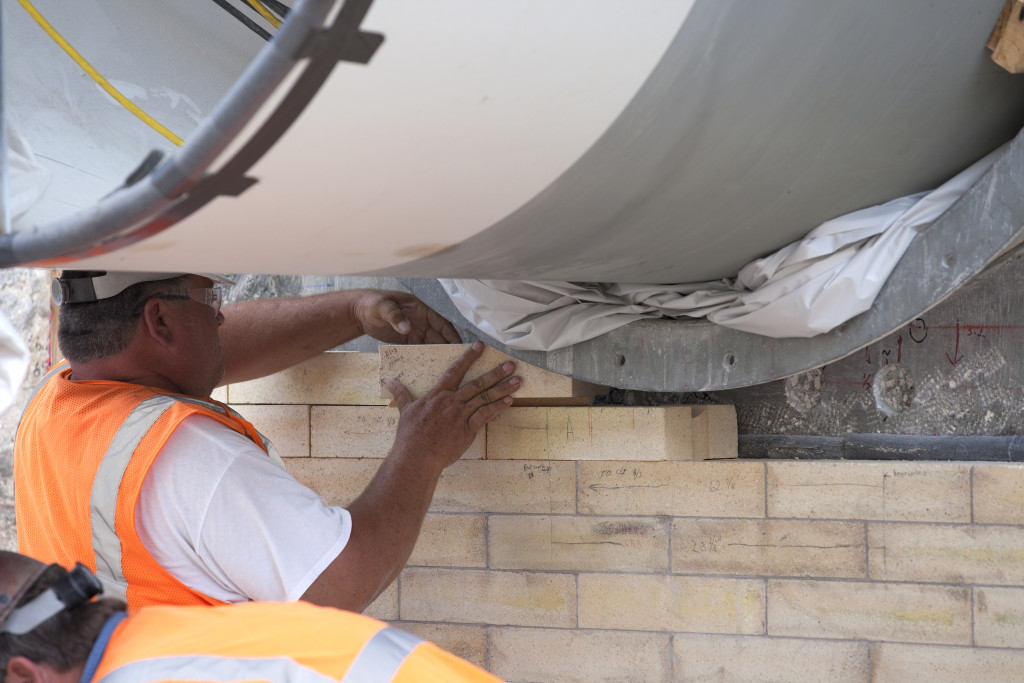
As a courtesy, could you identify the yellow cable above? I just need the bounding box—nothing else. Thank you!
[242,0,282,29]
[17,0,184,147]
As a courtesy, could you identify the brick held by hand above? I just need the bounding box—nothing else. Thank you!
[377,344,607,405]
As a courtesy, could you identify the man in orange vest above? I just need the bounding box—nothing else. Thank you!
[15,271,520,612]
[0,551,504,683]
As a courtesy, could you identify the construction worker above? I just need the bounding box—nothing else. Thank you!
[15,271,520,613]
[0,551,504,683]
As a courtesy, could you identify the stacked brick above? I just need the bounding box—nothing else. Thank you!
[217,348,1024,682]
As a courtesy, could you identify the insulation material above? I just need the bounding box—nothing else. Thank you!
[441,147,1001,350]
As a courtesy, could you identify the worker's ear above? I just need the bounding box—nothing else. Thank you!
[138,297,180,349]
[6,656,49,683]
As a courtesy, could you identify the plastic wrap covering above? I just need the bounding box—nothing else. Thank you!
[441,148,1001,350]
[2,0,267,230]
[0,308,28,416]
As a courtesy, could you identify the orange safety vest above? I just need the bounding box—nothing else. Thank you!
[15,363,274,611]
[88,602,504,683]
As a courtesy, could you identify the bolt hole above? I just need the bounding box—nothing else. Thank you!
[614,353,626,366]
[942,253,954,268]
[723,352,737,369]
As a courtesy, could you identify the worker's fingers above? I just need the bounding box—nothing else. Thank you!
[455,361,516,402]
[467,376,521,412]
[435,341,485,390]
[377,298,413,335]
[467,394,515,432]
[386,380,414,411]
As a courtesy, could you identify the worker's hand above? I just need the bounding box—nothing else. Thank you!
[352,290,461,345]
[386,341,519,469]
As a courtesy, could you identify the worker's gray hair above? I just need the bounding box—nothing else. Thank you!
[57,273,192,363]
[0,564,125,674]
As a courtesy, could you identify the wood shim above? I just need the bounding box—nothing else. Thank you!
[989,0,1024,74]
[378,344,607,405]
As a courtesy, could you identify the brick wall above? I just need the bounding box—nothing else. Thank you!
[217,351,1024,682]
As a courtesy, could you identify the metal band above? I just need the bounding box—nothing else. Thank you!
[90,395,177,592]
[340,627,423,683]
[95,655,338,683]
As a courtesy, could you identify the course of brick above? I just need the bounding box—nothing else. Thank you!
[218,350,1024,683]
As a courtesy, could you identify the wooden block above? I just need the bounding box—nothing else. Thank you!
[989,0,1024,73]
[228,352,386,405]
[486,405,736,460]
[378,344,606,405]
[311,405,483,459]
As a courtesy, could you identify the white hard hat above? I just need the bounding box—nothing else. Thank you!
[51,271,234,306]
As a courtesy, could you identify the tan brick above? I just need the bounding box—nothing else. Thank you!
[868,523,1024,585]
[286,457,563,512]
[767,462,970,522]
[578,461,764,517]
[768,579,971,644]
[391,623,487,669]
[491,628,671,683]
[230,404,309,460]
[672,519,866,578]
[673,634,869,683]
[489,515,669,572]
[364,580,398,621]
[228,352,386,405]
[974,464,1024,524]
[378,344,606,404]
[975,587,1024,648]
[401,568,576,627]
[408,514,486,568]
[486,406,736,461]
[284,458,377,507]
[311,406,483,459]
[210,386,227,402]
[872,643,1024,682]
[432,461,576,514]
[578,574,765,634]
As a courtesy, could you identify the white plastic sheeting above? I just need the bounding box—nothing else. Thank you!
[5,124,51,228]
[441,147,1002,351]
[0,308,29,416]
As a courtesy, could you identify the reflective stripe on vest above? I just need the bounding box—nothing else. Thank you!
[91,395,179,596]
[341,627,423,683]
[91,627,423,683]
[88,390,273,600]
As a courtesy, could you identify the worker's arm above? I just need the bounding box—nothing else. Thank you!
[300,342,519,612]
[217,289,460,385]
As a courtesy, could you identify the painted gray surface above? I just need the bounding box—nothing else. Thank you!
[375,0,1024,283]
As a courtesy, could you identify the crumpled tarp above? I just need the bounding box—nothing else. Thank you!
[441,146,1000,351]
[0,308,29,416]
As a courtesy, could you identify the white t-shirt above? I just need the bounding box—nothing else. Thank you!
[135,414,351,603]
